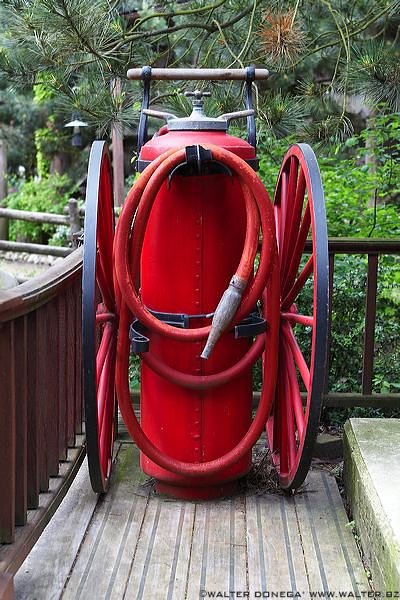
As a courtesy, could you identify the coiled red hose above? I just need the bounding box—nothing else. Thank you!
[114,145,279,477]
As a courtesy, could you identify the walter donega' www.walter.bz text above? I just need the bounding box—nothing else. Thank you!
[199,591,400,598]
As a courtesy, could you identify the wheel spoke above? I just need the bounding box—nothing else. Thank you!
[97,334,113,429]
[280,312,314,327]
[279,351,297,471]
[277,169,288,254]
[281,255,314,311]
[272,375,282,455]
[99,341,115,455]
[280,157,300,279]
[278,355,289,477]
[282,336,305,439]
[98,160,114,249]
[96,161,115,310]
[274,204,280,255]
[96,251,114,310]
[96,323,113,387]
[285,370,297,471]
[282,201,311,296]
[281,174,305,283]
[97,207,114,284]
[99,337,116,472]
[282,323,310,391]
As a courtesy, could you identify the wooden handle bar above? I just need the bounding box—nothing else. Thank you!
[127,67,269,81]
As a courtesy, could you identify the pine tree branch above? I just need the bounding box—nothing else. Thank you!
[228,0,257,67]
[53,0,112,68]
[168,31,204,66]
[212,19,244,67]
[350,1,400,38]
[114,4,255,49]
[128,0,227,33]
[294,2,398,67]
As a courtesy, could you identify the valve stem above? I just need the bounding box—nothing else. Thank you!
[200,275,247,360]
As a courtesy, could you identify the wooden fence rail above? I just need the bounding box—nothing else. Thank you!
[0,249,84,583]
[0,199,81,256]
[0,207,70,226]
[0,240,71,257]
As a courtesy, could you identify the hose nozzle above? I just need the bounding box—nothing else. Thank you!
[200,275,246,360]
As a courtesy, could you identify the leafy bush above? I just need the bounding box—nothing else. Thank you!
[258,132,400,239]
[321,159,400,238]
[5,173,75,242]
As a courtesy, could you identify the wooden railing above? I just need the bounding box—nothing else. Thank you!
[0,249,84,583]
[322,238,400,409]
[0,199,81,256]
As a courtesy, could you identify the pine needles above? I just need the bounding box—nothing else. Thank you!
[345,41,400,112]
[258,8,306,69]
[0,0,399,145]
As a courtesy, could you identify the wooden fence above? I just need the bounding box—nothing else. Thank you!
[0,237,399,594]
[323,238,400,409]
[0,199,81,257]
[0,248,84,583]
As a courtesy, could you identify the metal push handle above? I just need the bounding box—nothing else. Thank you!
[132,66,268,158]
[127,67,270,81]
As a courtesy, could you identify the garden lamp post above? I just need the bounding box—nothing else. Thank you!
[65,115,88,147]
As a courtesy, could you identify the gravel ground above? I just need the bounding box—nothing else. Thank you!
[0,250,60,282]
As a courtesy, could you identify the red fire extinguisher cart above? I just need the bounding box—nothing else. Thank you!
[82,68,329,500]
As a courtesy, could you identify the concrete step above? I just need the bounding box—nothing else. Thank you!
[344,418,400,591]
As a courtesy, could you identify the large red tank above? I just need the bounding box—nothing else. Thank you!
[136,101,258,498]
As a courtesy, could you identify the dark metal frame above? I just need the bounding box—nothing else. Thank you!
[135,65,259,160]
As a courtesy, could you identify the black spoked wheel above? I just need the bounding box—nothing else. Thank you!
[83,141,117,493]
[266,143,329,491]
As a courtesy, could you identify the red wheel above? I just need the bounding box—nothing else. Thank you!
[83,141,117,493]
[267,143,329,491]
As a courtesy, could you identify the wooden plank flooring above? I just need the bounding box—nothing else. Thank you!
[14,442,369,599]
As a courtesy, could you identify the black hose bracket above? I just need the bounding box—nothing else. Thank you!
[129,308,266,354]
[168,145,232,184]
[136,65,152,159]
[245,66,257,152]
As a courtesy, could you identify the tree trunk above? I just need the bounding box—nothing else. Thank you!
[111,78,125,207]
[364,113,378,208]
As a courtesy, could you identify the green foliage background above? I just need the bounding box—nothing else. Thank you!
[5,173,75,242]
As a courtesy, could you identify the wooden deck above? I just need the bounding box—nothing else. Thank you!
[14,441,368,600]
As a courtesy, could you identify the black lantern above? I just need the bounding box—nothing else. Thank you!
[64,115,88,147]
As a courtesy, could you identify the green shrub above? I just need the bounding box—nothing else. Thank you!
[5,173,75,242]
[258,138,400,239]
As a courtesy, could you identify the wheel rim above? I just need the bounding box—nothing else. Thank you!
[83,141,117,493]
[266,143,329,490]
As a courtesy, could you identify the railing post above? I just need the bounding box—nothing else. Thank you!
[324,252,335,394]
[68,199,81,248]
[362,253,379,395]
[0,322,16,544]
